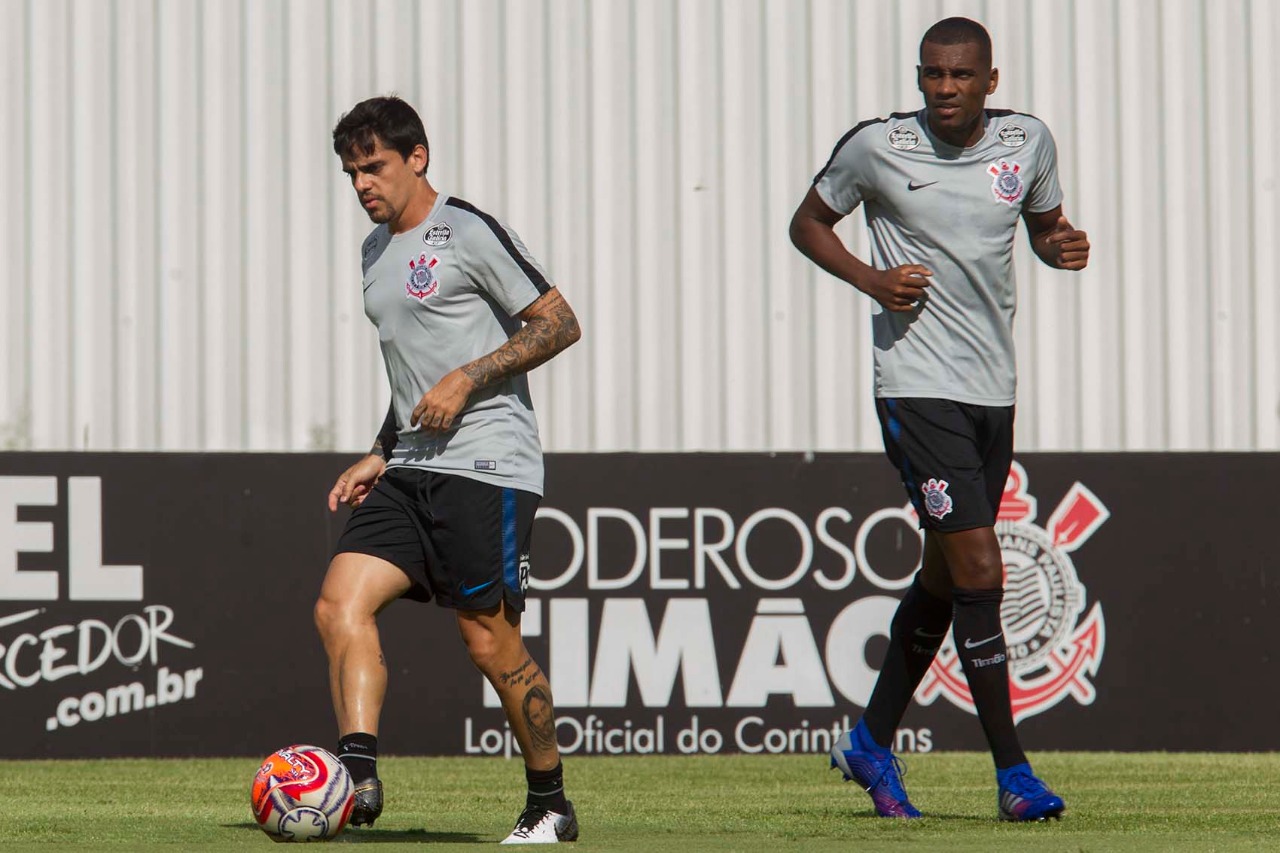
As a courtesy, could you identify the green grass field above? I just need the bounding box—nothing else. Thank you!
[2,753,1278,851]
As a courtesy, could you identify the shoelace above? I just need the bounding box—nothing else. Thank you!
[510,805,551,838]
[866,754,910,797]
[1001,770,1044,797]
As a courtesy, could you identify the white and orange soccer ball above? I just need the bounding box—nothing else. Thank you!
[250,745,355,842]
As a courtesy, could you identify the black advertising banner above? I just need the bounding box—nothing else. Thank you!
[0,452,1274,758]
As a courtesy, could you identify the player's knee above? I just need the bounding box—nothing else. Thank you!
[313,596,335,638]
[463,630,503,675]
[950,552,1004,589]
[919,563,953,601]
[313,594,360,641]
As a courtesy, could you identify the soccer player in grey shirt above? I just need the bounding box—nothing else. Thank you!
[316,96,582,844]
[791,18,1089,822]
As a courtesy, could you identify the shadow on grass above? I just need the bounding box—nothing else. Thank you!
[807,808,1002,824]
[222,822,485,843]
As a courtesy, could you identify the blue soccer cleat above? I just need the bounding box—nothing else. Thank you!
[996,763,1065,821]
[830,719,922,818]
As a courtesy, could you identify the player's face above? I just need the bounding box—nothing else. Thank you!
[917,41,998,147]
[341,138,427,225]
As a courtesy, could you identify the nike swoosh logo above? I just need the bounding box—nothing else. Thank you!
[460,579,496,596]
[963,633,1003,649]
[907,181,939,191]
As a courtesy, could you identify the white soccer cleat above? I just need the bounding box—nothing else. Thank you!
[500,801,579,844]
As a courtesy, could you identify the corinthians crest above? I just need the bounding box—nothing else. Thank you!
[917,461,1108,723]
[406,253,441,300]
[988,158,1024,206]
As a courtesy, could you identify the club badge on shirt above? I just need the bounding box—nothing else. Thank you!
[406,253,441,300]
[988,159,1024,206]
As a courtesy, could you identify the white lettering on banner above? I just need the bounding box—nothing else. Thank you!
[0,472,208,740]
[676,715,724,753]
[479,468,1107,753]
[465,712,932,758]
[735,509,812,591]
[514,597,896,711]
[649,508,690,590]
[587,509,646,590]
[549,599,589,706]
[45,666,204,730]
[824,596,900,707]
[589,599,721,707]
[67,478,143,600]
[0,476,143,602]
[465,715,669,758]
[813,508,856,590]
[533,503,921,592]
[693,508,740,589]
[726,599,833,707]
[527,508,582,591]
[0,477,58,600]
[0,605,194,691]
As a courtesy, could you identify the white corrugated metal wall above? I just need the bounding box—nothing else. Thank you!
[1,0,1274,453]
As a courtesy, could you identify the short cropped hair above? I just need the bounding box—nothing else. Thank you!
[920,17,992,66]
[332,95,430,164]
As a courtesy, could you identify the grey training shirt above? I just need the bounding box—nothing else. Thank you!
[360,193,551,495]
[814,109,1063,406]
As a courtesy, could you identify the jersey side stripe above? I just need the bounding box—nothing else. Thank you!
[812,110,917,185]
[985,108,1042,122]
[445,197,552,295]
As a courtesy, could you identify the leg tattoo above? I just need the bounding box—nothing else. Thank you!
[522,685,557,752]
[500,656,538,687]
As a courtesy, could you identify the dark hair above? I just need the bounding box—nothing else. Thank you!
[332,95,430,164]
[920,17,992,66]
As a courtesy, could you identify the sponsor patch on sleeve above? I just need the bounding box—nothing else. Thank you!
[998,125,1028,147]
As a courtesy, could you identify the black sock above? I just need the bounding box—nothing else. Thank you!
[338,732,378,782]
[525,761,568,814]
[862,573,953,747]
[951,588,1027,769]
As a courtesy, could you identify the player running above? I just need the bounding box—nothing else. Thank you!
[790,17,1090,822]
[317,96,582,844]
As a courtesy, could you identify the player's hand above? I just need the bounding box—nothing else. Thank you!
[862,264,933,313]
[327,454,386,512]
[410,369,476,432]
[1045,216,1090,270]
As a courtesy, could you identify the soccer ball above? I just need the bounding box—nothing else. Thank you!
[250,745,355,842]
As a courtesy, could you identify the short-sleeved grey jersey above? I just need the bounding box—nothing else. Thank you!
[359,193,551,495]
[814,109,1063,406]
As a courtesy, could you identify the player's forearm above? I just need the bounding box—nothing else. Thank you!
[461,295,582,391]
[1029,230,1064,268]
[371,403,398,459]
[790,216,879,293]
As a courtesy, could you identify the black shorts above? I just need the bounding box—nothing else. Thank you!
[875,397,1014,532]
[333,467,539,612]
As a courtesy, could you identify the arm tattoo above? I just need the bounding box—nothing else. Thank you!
[461,290,581,391]
[521,685,558,752]
[371,403,398,459]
